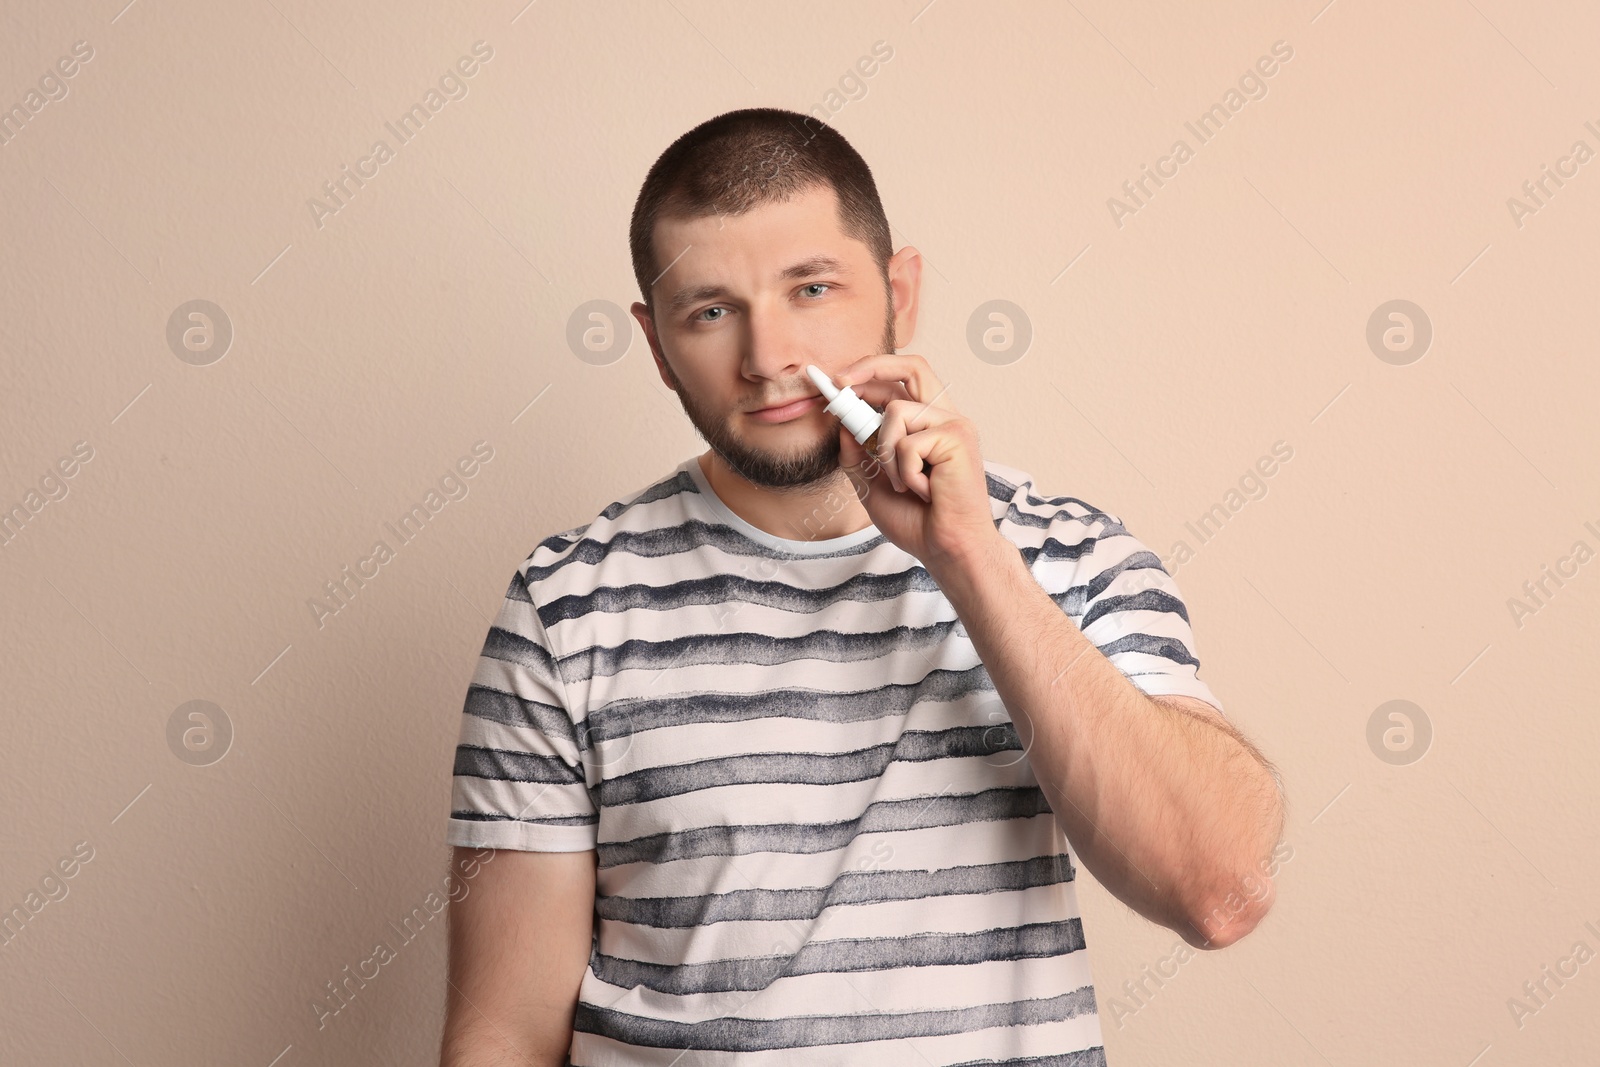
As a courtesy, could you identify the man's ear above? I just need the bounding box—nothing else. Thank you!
[632,301,676,392]
[885,246,923,351]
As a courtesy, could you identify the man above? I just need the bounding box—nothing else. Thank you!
[440,107,1284,1066]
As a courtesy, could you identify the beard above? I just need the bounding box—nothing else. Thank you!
[661,301,898,491]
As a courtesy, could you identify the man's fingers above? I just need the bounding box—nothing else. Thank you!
[846,376,914,406]
[867,396,954,495]
[838,353,956,415]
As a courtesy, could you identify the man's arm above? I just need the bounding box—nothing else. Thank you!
[440,846,597,1066]
[928,536,1285,950]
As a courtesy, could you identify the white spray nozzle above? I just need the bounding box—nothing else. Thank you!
[806,365,883,446]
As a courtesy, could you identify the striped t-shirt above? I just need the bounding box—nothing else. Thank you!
[447,454,1224,1066]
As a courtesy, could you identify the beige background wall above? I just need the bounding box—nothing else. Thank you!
[3,1,1597,1063]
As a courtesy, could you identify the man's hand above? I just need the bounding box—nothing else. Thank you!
[828,353,1003,570]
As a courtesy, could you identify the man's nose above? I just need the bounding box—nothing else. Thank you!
[741,303,807,379]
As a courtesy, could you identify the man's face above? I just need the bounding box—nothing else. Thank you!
[635,183,899,490]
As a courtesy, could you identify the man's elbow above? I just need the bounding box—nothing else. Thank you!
[1185,762,1287,950]
[1182,863,1279,951]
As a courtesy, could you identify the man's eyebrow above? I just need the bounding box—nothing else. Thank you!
[664,255,852,315]
[779,254,851,281]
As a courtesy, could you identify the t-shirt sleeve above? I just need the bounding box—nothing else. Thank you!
[446,564,599,852]
[1027,497,1225,714]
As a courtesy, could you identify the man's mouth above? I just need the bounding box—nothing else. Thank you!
[748,395,822,422]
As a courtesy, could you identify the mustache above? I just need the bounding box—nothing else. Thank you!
[748,385,821,409]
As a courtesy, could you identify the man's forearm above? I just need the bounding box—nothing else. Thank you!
[927,534,1283,947]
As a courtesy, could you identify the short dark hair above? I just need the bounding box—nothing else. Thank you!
[629,107,893,314]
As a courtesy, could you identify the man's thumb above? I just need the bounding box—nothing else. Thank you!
[837,423,864,467]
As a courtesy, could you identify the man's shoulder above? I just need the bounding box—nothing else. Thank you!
[982,458,1125,531]
[984,461,1165,602]
[514,459,697,588]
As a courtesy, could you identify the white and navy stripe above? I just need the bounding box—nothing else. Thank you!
[448,455,1222,1065]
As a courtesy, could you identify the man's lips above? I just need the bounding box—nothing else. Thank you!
[748,394,822,422]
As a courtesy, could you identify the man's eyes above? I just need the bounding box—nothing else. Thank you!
[691,284,833,322]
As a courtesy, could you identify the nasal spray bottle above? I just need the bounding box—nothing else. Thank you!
[805,364,933,481]
[806,365,884,453]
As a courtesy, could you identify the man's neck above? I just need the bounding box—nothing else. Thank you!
[698,451,875,544]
